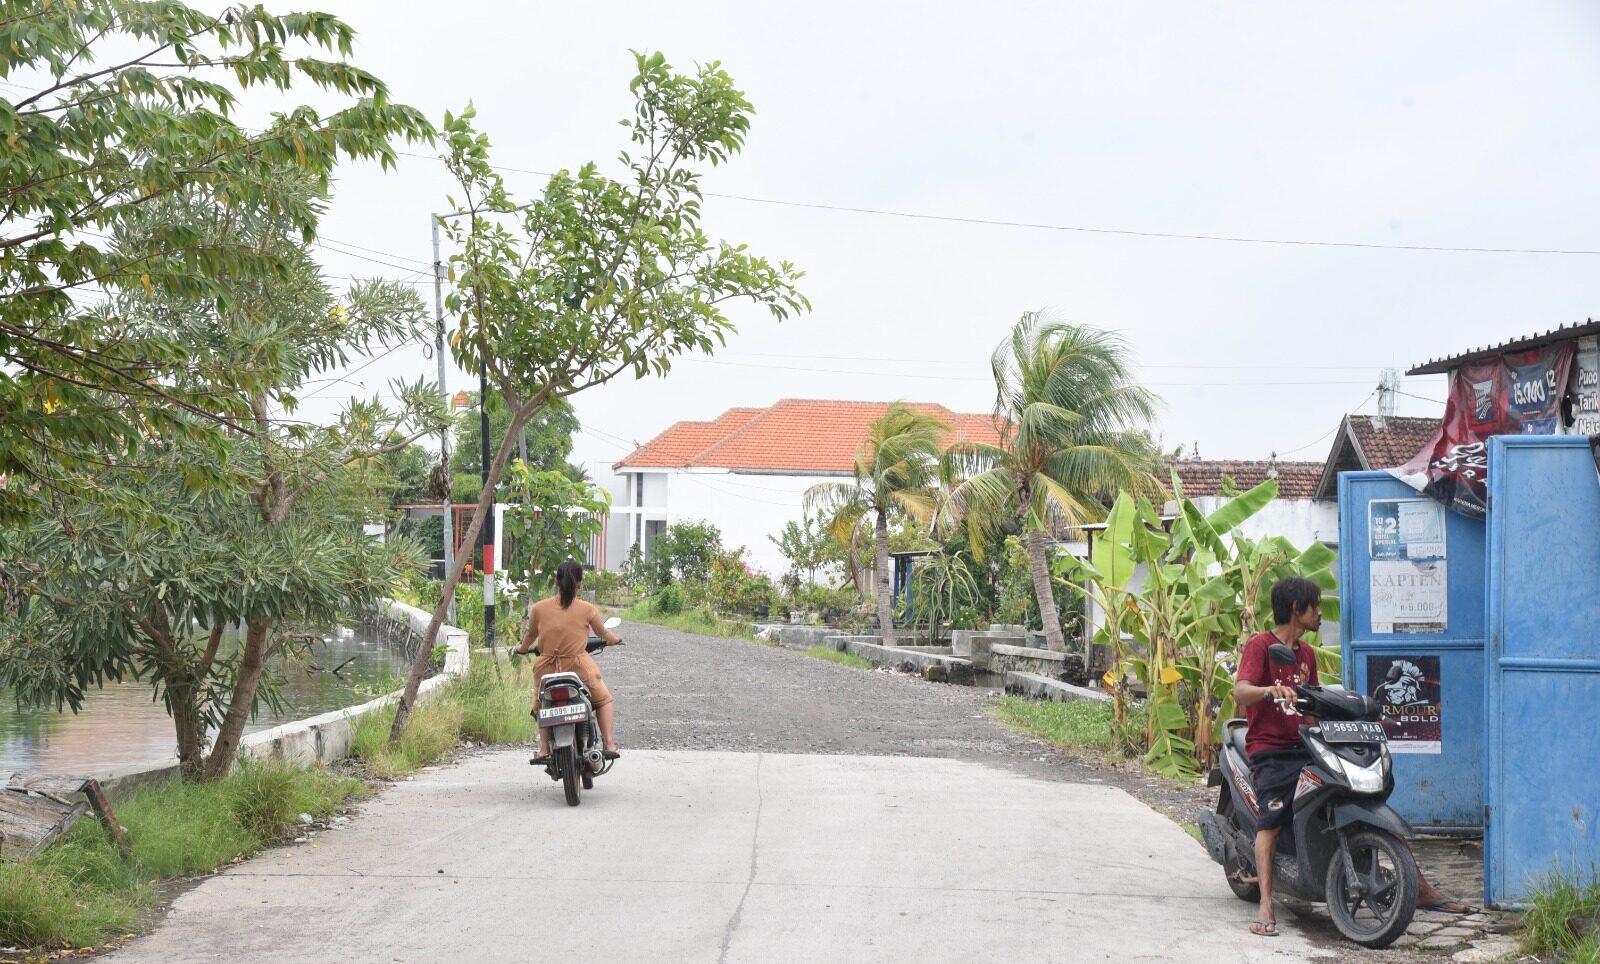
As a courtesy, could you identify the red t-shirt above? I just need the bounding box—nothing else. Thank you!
[1237,631,1317,759]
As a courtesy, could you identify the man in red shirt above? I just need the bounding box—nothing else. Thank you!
[1233,577,1321,936]
[1234,577,1474,937]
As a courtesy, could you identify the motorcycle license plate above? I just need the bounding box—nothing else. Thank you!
[1319,721,1386,743]
[537,704,589,726]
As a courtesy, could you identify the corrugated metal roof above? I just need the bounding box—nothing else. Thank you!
[1407,318,1600,375]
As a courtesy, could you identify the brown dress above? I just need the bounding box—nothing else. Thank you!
[524,597,618,708]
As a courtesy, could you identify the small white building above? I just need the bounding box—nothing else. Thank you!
[605,399,1003,576]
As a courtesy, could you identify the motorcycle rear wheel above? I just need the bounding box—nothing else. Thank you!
[1325,829,1417,949]
[1218,789,1260,902]
[558,746,581,807]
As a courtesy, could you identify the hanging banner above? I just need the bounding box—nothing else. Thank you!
[1575,336,1600,436]
[1392,341,1575,518]
[1367,654,1443,753]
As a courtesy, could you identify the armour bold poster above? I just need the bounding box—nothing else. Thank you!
[1367,654,1443,753]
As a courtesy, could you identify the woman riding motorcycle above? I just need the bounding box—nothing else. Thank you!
[515,560,623,767]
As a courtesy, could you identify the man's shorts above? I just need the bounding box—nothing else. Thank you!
[1249,748,1311,832]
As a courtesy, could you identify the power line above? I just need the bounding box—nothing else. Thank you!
[684,357,1379,388]
[396,150,1600,258]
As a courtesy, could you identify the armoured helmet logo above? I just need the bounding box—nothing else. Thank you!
[1376,659,1425,705]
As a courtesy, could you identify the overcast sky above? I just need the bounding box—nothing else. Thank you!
[288,1,1600,481]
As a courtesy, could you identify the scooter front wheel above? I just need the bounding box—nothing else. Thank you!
[1324,829,1417,948]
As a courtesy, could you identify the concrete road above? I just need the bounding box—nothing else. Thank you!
[106,748,1322,964]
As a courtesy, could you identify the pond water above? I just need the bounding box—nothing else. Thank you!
[0,623,410,775]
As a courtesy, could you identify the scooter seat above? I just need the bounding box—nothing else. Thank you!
[1225,719,1249,760]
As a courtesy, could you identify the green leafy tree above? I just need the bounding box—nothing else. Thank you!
[0,180,442,779]
[946,313,1160,652]
[451,393,582,501]
[804,404,947,646]
[390,53,808,739]
[499,463,610,607]
[0,0,430,521]
[768,513,832,587]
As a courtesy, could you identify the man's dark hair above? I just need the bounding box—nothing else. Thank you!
[1271,577,1322,625]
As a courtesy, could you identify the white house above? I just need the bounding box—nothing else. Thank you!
[604,398,1003,576]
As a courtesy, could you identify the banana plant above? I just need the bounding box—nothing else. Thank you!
[1057,476,1341,776]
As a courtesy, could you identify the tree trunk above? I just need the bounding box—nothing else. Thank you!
[202,619,273,780]
[170,679,207,781]
[1027,527,1066,652]
[390,399,539,741]
[874,509,896,646]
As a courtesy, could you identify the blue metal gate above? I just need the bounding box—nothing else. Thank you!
[1484,435,1600,906]
[1338,470,1486,830]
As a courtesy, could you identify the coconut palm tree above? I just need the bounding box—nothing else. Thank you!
[946,312,1160,652]
[804,404,948,646]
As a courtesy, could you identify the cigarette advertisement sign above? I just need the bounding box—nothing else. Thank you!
[1366,654,1443,753]
[1368,499,1447,635]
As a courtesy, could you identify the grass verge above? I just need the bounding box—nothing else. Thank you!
[349,658,537,778]
[1522,872,1600,963]
[803,646,873,669]
[0,658,544,951]
[0,761,365,950]
[986,694,1118,762]
[619,602,757,641]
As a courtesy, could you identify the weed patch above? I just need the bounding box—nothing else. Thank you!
[987,695,1117,760]
[803,646,873,669]
[1522,871,1600,963]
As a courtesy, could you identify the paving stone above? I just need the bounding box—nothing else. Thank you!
[1408,921,1442,936]
[1421,934,1468,950]
[1451,936,1520,963]
[1433,926,1474,938]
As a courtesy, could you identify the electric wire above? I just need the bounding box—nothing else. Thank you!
[394,150,1600,258]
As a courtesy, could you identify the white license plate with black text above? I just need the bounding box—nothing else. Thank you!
[1319,721,1386,743]
[538,704,589,724]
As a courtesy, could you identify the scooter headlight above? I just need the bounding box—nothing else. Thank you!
[1308,735,1386,794]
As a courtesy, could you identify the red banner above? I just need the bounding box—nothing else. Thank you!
[1391,341,1575,518]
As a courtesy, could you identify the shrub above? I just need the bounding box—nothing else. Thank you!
[650,583,686,616]
[709,549,774,617]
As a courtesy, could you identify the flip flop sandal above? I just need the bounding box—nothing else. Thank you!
[1249,920,1279,937]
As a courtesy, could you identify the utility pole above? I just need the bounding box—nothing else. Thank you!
[480,362,496,651]
[431,215,456,623]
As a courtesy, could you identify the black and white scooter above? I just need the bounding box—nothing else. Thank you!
[530,616,621,807]
[1197,642,1419,948]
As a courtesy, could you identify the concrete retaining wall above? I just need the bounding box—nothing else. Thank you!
[987,644,1073,679]
[98,600,470,798]
[826,636,975,684]
[1003,671,1110,704]
[752,624,851,650]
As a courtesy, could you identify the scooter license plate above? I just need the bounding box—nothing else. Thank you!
[537,704,589,726]
[1319,721,1386,743]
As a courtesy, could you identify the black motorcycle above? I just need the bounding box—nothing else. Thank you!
[529,616,621,807]
[1198,642,1418,948]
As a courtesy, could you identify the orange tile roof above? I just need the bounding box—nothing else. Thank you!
[614,399,1005,473]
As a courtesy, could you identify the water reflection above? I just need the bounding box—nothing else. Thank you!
[0,624,409,774]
